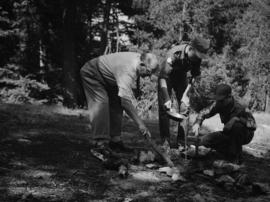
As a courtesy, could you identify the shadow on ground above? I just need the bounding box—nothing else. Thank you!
[0,103,270,202]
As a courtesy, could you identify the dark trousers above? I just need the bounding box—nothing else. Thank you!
[80,59,123,141]
[201,121,254,158]
[158,72,187,143]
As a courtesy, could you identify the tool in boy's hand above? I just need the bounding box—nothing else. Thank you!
[166,77,193,122]
[166,109,188,122]
[166,78,195,160]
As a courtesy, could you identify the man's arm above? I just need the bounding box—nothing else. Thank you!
[121,97,151,137]
[159,78,169,100]
[158,59,173,110]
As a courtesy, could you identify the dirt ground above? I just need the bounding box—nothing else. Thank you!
[0,103,270,202]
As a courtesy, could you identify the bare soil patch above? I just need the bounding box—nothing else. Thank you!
[0,104,270,202]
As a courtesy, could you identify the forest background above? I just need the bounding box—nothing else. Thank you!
[1,0,269,118]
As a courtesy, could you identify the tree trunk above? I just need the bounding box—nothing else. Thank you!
[62,0,82,107]
[265,89,269,112]
[179,0,191,42]
[101,0,111,54]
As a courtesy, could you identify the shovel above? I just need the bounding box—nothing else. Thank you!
[144,134,174,167]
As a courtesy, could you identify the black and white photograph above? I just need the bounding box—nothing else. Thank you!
[0,0,269,201]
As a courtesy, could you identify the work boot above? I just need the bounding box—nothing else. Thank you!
[90,141,114,162]
[109,141,133,153]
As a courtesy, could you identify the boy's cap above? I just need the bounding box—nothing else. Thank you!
[191,36,210,59]
[212,84,232,101]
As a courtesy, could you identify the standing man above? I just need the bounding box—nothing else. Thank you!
[80,52,159,156]
[192,84,256,163]
[158,36,210,145]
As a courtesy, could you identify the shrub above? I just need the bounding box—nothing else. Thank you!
[0,64,52,104]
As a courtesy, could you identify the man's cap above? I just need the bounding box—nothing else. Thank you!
[191,36,210,59]
[212,84,232,101]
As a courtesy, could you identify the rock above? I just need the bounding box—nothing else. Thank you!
[149,185,156,191]
[199,146,211,156]
[158,166,186,182]
[118,165,128,178]
[203,169,215,177]
[192,193,206,202]
[213,160,241,173]
[131,171,160,182]
[123,197,133,202]
[181,146,196,157]
[216,175,235,185]
[118,181,136,191]
[129,164,144,171]
[136,191,150,197]
[224,182,234,191]
[9,179,28,186]
[197,184,213,193]
[158,166,173,176]
[17,138,32,145]
[139,150,155,163]
[172,173,186,182]
[23,170,54,179]
[21,193,36,201]
[134,191,152,199]
[158,166,180,177]
[235,173,251,186]
[213,160,243,175]
[9,161,27,169]
[178,145,185,152]
[145,163,158,169]
[252,182,270,195]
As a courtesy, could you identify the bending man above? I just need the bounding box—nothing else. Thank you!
[80,52,159,156]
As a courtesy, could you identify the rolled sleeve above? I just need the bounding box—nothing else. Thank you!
[118,87,133,100]
[116,73,135,101]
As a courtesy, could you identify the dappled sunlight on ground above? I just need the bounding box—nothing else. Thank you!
[0,103,270,201]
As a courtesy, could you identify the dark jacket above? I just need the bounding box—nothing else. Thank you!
[195,98,257,132]
[158,43,201,103]
[159,43,201,80]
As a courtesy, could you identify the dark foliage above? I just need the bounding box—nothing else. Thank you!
[0,0,269,112]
